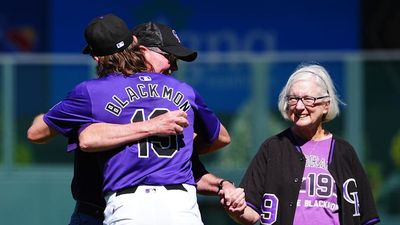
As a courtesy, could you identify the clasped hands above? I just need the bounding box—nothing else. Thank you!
[218,181,247,215]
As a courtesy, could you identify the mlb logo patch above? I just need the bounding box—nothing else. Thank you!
[139,76,152,81]
[116,41,125,49]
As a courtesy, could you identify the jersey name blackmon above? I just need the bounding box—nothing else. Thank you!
[105,83,191,116]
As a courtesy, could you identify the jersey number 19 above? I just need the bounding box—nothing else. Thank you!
[131,108,178,158]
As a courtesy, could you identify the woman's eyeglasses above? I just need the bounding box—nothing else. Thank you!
[286,95,330,107]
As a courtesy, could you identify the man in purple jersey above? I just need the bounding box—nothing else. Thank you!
[77,20,246,221]
[78,21,245,201]
[46,14,232,225]
[27,14,245,225]
[28,110,192,225]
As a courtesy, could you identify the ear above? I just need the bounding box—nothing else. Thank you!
[323,101,330,114]
[132,35,138,44]
[138,45,148,53]
[93,56,100,62]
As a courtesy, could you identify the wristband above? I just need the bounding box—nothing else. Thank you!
[217,179,234,194]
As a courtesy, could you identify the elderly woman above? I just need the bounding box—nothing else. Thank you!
[227,64,380,225]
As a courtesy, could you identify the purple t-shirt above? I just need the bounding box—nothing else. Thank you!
[293,137,340,225]
[43,72,221,193]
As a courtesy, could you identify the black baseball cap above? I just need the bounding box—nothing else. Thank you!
[132,22,197,62]
[82,14,133,56]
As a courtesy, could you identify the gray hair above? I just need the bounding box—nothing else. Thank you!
[278,64,344,122]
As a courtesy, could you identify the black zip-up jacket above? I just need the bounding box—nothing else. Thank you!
[240,128,380,225]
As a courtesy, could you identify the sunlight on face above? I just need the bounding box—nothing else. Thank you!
[287,80,329,128]
[151,50,171,73]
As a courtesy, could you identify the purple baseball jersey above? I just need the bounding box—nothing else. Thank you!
[43,72,221,193]
[293,137,340,225]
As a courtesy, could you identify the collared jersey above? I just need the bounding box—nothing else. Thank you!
[44,72,221,193]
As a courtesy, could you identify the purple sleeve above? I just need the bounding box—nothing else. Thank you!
[43,82,99,137]
[192,89,221,144]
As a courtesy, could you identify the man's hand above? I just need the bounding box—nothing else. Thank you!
[148,110,189,136]
[218,181,246,215]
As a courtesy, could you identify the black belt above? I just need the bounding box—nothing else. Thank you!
[75,201,104,220]
[116,184,187,196]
